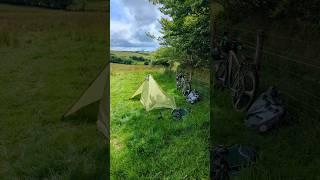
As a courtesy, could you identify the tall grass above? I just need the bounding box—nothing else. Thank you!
[0,32,19,47]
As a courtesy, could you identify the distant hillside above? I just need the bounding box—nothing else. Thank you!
[110,50,151,59]
[110,50,152,65]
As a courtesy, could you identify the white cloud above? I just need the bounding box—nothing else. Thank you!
[110,0,163,51]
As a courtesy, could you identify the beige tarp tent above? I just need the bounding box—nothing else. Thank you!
[131,74,176,111]
[63,64,109,138]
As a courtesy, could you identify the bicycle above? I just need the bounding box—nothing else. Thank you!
[176,72,192,96]
[213,34,258,112]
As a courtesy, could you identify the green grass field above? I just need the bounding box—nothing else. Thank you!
[0,2,107,179]
[110,63,209,179]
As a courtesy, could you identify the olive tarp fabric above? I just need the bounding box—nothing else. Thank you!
[63,64,109,139]
[131,74,176,111]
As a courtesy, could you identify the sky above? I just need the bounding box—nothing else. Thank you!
[110,0,163,52]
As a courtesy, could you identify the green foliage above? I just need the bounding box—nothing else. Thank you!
[152,47,177,60]
[151,46,178,67]
[129,56,150,62]
[67,0,87,11]
[151,58,170,67]
[150,0,210,68]
[216,0,320,25]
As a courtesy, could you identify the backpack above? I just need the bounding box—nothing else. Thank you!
[245,87,286,132]
[211,144,256,180]
[186,89,200,104]
[171,108,188,120]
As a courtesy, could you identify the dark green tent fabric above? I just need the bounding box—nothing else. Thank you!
[63,64,109,138]
[131,74,176,111]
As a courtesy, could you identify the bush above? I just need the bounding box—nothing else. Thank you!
[129,56,150,62]
[144,62,149,65]
[66,0,87,11]
[110,56,132,65]
[151,59,170,67]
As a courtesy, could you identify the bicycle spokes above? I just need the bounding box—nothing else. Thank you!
[232,71,257,112]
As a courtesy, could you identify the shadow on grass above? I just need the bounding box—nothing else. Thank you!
[62,102,100,125]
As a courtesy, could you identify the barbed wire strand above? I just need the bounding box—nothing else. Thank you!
[241,40,320,66]
[216,33,320,68]
[280,89,320,115]
[224,26,308,44]
[215,31,320,115]
[262,62,320,86]
[240,43,320,70]
[214,36,320,80]
[265,73,320,101]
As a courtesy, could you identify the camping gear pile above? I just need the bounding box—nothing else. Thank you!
[211,144,256,180]
[171,108,189,120]
[211,87,287,179]
[176,72,200,104]
[186,89,200,104]
[211,33,290,179]
[245,86,286,132]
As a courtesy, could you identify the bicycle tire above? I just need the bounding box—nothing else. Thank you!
[215,61,228,87]
[231,70,257,112]
[228,51,240,89]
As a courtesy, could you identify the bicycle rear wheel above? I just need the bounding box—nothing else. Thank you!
[232,70,257,112]
[227,51,241,88]
[215,61,227,87]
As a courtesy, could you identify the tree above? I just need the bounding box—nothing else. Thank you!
[216,0,320,25]
[150,0,210,74]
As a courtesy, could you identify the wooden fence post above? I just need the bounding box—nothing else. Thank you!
[255,30,264,71]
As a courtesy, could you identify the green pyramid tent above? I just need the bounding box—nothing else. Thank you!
[131,74,176,111]
[63,64,109,139]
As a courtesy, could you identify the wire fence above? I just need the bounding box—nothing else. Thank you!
[216,33,320,70]
[214,29,320,118]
